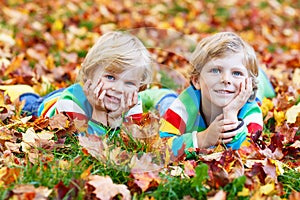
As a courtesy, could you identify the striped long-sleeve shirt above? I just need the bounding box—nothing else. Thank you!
[159,85,263,157]
[37,83,143,136]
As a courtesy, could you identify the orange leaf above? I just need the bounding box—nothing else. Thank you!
[80,165,93,180]
[0,167,20,186]
[11,184,52,199]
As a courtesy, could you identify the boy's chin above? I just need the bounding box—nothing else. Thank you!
[213,100,232,108]
[105,105,119,113]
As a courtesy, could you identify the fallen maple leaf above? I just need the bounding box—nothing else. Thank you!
[49,112,70,130]
[86,175,131,200]
[130,153,162,173]
[78,134,106,161]
[0,166,20,186]
[10,184,52,200]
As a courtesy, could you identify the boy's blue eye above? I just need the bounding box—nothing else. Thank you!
[106,75,115,80]
[233,71,242,76]
[211,68,220,73]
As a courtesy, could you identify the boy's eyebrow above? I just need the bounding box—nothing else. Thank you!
[104,65,124,73]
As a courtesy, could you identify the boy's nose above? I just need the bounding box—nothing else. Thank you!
[221,73,231,85]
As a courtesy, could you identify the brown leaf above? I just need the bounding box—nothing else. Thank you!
[262,159,278,182]
[0,167,20,185]
[130,171,160,192]
[49,112,70,130]
[289,191,300,200]
[130,153,162,173]
[78,134,107,161]
[54,180,80,199]
[207,190,227,200]
[86,175,131,200]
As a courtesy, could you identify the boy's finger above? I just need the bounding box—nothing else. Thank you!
[222,138,233,144]
[94,82,104,97]
[83,79,92,92]
[132,91,138,105]
[127,92,132,106]
[220,130,237,139]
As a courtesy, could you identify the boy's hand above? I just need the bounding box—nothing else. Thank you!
[223,77,252,121]
[219,119,241,144]
[197,114,241,148]
[83,79,106,111]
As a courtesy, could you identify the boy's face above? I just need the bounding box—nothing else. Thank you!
[92,66,143,111]
[192,52,249,108]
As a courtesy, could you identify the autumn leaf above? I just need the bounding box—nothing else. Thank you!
[129,153,162,192]
[86,175,131,200]
[130,153,162,173]
[286,103,300,124]
[10,184,52,200]
[49,112,70,130]
[0,167,20,186]
[78,134,107,161]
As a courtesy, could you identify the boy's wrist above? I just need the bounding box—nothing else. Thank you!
[223,111,238,122]
[196,131,215,149]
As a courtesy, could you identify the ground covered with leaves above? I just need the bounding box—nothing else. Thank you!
[0,0,299,199]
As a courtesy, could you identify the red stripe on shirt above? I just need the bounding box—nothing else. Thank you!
[164,109,186,134]
[247,122,262,134]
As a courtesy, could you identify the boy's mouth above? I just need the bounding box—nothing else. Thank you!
[214,89,235,94]
[105,94,120,103]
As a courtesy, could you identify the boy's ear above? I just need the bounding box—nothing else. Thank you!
[191,76,201,90]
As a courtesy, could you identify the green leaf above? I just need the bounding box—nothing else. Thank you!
[191,163,209,194]
[223,176,246,200]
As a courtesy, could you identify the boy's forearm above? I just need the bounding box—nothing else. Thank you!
[196,131,217,149]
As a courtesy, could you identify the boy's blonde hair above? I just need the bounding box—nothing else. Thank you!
[190,32,259,100]
[78,31,152,86]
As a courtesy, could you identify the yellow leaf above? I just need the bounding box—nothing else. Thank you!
[238,187,250,197]
[274,109,285,126]
[158,21,171,29]
[261,97,274,117]
[0,85,36,102]
[51,19,64,32]
[46,55,55,70]
[286,103,300,124]
[260,182,275,195]
[174,16,185,29]
[58,160,70,170]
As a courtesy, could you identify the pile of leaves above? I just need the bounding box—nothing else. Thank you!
[0,0,299,199]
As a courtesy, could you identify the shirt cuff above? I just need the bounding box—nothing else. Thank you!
[192,131,198,148]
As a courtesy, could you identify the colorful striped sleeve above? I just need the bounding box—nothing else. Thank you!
[159,86,199,157]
